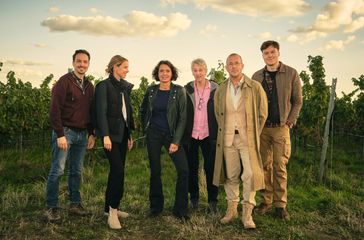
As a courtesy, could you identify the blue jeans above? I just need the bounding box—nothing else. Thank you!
[46,127,87,208]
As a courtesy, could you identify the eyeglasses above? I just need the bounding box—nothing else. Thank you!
[198,98,203,110]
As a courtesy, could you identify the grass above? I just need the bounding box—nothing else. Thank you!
[0,143,363,240]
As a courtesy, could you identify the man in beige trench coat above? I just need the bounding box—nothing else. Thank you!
[213,53,268,229]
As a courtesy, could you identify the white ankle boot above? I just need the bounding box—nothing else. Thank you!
[108,206,122,229]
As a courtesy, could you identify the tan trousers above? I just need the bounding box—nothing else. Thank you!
[260,125,291,208]
[223,134,256,205]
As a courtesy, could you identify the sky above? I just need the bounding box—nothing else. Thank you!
[1,0,364,95]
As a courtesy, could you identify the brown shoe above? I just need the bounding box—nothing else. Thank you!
[69,203,89,216]
[275,207,290,220]
[44,207,61,222]
[255,203,272,215]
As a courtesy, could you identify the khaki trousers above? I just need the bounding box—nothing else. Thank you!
[260,125,291,208]
[223,134,256,205]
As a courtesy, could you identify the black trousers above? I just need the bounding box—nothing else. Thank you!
[185,137,218,203]
[146,127,189,216]
[104,134,128,212]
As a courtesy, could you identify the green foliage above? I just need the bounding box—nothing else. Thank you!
[131,76,151,134]
[297,55,330,144]
[0,72,52,144]
[352,75,364,133]
[208,60,226,84]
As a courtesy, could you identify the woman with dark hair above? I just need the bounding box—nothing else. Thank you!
[140,60,189,221]
[94,55,134,229]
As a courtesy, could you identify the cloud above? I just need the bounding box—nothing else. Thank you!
[41,11,191,38]
[1,59,51,66]
[199,24,218,36]
[323,35,356,51]
[160,0,188,7]
[49,6,60,13]
[13,69,45,78]
[257,32,273,40]
[90,7,104,15]
[34,43,48,48]
[292,0,364,35]
[160,0,310,17]
[344,16,364,32]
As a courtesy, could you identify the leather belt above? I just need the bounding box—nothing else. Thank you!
[265,123,280,128]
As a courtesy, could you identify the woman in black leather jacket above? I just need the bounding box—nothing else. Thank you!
[139,60,189,221]
[95,55,134,229]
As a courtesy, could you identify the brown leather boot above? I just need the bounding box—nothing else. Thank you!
[220,201,238,224]
[255,203,272,215]
[242,203,256,229]
[275,207,290,220]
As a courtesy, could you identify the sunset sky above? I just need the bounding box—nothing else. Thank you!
[1,0,363,95]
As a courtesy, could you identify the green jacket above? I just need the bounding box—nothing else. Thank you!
[139,83,187,145]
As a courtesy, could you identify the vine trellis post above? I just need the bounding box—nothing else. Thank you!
[319,78,337,183]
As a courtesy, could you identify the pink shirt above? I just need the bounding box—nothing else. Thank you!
[192,81,210,140]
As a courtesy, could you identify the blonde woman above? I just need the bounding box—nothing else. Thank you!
[94,55,134,229]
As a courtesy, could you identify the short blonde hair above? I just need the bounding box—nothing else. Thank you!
[105,55,128,74]
[191,58,207,72]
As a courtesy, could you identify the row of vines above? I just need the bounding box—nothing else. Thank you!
[1,56,364,150]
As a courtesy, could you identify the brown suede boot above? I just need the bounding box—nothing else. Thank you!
[242,203,256,229]
[255,203,272,215]
[108,207,122,229]
[220,201,238,224]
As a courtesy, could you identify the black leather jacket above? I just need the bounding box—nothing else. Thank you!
[139,83,187,145]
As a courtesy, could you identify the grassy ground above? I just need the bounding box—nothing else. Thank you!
[0,144,363,240]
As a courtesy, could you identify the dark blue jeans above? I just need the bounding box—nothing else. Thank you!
[46,127,87,208]
[146,127,189,216]
[185,137,218,203]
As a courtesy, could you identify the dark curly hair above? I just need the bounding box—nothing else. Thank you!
[152,60,179,81]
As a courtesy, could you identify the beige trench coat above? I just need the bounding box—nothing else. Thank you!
[212,74,268,191]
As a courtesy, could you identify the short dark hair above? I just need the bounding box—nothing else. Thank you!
[260,40,280,52]
[72,49,90,61]
[152,60,179,81]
